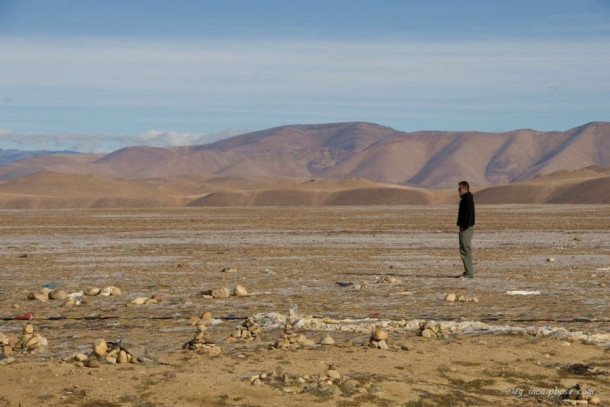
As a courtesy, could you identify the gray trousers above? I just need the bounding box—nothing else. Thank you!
[459,226,474,277]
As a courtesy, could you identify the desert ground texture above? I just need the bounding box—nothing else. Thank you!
[0,205,608,406]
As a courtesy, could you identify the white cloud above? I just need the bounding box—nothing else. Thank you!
[0,128,248,153]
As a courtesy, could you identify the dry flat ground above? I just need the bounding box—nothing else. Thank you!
[0,205,608,407]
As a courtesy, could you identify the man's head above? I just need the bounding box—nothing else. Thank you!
[458,181,470,196]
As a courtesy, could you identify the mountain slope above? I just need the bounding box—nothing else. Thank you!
[0,122,608,188]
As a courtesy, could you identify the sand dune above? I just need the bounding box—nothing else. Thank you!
[0,166,608,208]
[475,166,610,204]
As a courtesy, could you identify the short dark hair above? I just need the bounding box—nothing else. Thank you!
[458,181,470,191]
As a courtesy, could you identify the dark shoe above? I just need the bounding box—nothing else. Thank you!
[456,273,474,279]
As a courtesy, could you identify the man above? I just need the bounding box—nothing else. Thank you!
[456,181,475,278]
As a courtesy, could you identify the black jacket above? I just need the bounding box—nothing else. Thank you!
[457,191,475,228]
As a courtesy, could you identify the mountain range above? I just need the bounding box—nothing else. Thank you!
[1,121,608,188]
[0,121,608,207]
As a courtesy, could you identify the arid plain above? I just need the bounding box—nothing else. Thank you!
[0,205,608,406]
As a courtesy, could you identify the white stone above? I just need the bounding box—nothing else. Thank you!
[373,327,388,341]
[50,289,69,300]
[130,297,149,305]
[319,334,335,345]
[233,285,248,297]
[211,287,231,299]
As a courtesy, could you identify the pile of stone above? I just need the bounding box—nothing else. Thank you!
[560,383,601,405]
[200,284,248,299]
[75,338,165,367]
[0,332,17,356]
[183,312,223,355]
[445,293,479,302]
[129,294,162,305]
[0,331,18,365]
[0,323,48,358]
[419,321,449,338]
[367,327,390,349]
[226,319,263,343]
[273,322,316,349]
[246,365,381,397]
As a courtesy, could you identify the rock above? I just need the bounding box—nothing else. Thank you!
[211,287,231,299]
[130,297,149,305]
[373,327,388,341]
[63,298,76,307]
[319,334,335,345]
[39,287,53,297]
[377,340,389,350]
[188,316,200,326]
[326,369,341,380]
[378,276,397,284]
[233,284,248,297]
[445,293,456,302]
[120,342,146,362]
[457,295,466,302]
[144,298,158,305]
[93,339,108,356]
[23,323,35,335]
[201,311,212,319]
[32,292,48,302]
[49,289,69,300]
[589,396,601,405]
[73,353,88,362]
[85,287,101,296]
[100,286,113,296]
[274,338,290,349]
[546,257,555,262]
[24,335,39,348]
[221,266,237,273]
[85,358,101,368]
[421,329,434,338]
[117,350,128,364]
[0,357,15,365]
[342,379,359,395]
[111,286,122,296]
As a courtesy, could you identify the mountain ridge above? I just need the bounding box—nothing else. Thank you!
[0,121,608,188]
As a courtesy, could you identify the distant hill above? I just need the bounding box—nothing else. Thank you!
[0,148,79,166]
[0,121,608,188]
[0,166,608,208]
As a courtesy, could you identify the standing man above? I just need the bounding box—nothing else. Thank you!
[457,181,475,278]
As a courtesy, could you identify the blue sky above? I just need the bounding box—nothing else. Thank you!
[1,0,609,152]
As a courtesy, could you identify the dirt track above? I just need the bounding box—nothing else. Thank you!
[0,205,608,406]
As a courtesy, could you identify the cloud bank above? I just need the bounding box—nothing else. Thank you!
[0,128,247,153]
[1,35,609,147]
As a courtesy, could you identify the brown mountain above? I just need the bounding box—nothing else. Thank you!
[0,121,608,188]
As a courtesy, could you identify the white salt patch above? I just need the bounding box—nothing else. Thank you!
[505,290,541,295]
